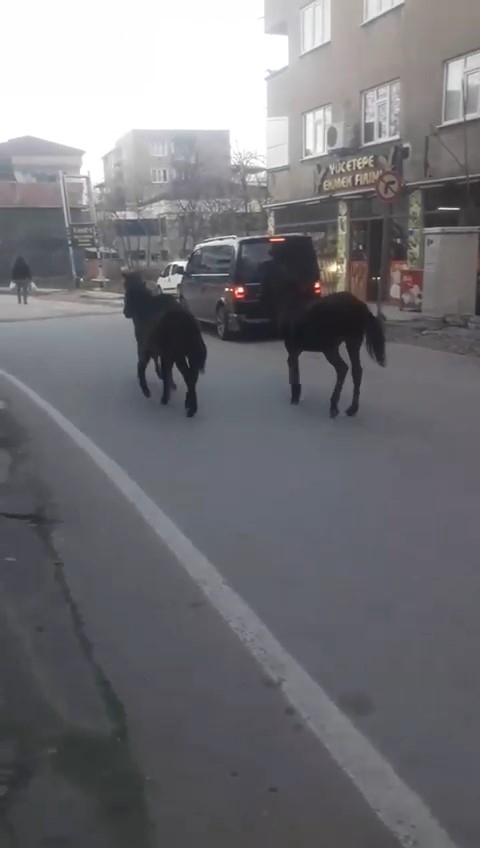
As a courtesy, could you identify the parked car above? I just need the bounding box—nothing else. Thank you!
[180,234,322,340]
[156,261,187,296]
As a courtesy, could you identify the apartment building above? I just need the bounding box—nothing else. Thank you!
[265,0,480,302]
[100,128,232,264]
[103,128,231,206]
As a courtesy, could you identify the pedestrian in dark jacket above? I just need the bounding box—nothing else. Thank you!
[11,256,31,305]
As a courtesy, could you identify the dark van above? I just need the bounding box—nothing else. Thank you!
[180,234,321,340]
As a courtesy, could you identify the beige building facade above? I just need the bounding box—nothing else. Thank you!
[265,0,480,304]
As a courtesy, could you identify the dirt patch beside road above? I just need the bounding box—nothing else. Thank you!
[387,320,480,357]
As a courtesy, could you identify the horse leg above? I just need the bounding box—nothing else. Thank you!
[156,356,177,390]
[186,367,199,418]
[287,351,302,405]
[323,346,349,418]
[345,338,363,417]
[155,357,177,392]
[176,358,199,418]
[137,353,151,399]
[160,356,174,405]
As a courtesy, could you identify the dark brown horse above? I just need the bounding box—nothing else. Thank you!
[123,272,207,418]
[274,281,386,418]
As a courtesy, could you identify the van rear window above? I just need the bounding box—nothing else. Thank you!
[237,238,318,284]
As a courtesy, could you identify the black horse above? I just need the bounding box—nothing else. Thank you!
[123,271,177,386]
[275,282,386,418]
[123,272,207,418]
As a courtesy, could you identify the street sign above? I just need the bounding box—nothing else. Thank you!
[70,222,97,250]
[375,170,403,203]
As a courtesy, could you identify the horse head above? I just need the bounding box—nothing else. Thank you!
[123,271,150,318]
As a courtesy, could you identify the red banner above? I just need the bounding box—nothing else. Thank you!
[400,270,423,312]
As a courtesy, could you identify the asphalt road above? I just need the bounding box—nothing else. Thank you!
[1,313,480,847]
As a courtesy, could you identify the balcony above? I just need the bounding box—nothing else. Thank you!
[264,0,288,34]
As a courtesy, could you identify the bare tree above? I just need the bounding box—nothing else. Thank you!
[231,149,266,215]
[170,149,269,253]
[96,174,162,268]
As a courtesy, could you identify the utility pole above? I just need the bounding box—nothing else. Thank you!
[87,172,105,287]
[59,171,77,289]
[461,78,474,225]
[378,204,393,320]
[375,169,403,320]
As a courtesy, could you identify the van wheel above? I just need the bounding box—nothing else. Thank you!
[216,305,232,341]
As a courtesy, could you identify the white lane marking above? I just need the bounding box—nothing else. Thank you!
[0,367,457,848]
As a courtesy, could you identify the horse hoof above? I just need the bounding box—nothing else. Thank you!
[186,408,196,418]
[161,398,168,406]
[291,385,301,405]
[345,406,358,417]
[330,407,339,419]
[142,389,151,399]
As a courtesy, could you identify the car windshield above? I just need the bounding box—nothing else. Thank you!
[237,238,318,284]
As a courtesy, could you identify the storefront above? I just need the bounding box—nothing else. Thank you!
[274,199,339,292]
[269,153,412,304]
[269,160,480,310]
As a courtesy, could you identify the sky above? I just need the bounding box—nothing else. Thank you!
[1,0,287,180]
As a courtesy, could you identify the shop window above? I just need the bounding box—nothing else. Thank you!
[304,104,332,158]
[301,0,331,54]
[444,50,480,123]
[362,80,401,145]
[311,222,338,292]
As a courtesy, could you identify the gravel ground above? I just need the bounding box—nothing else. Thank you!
[387,321,480,357]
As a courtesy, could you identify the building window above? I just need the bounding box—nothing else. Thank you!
[444,50,480,123]
[301,0,331,54]
[363,0,404,23]
[362,80,401,144]
[151,168,169,184]
[149,140,168,157]
[303,105,332,158]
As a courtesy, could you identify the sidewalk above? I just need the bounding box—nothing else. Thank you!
[0,293,122,322]
[0,401,153,847]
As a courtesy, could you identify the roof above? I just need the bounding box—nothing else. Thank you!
[131,128,230,136]
[0,135,84,157]
[197,233,305,246]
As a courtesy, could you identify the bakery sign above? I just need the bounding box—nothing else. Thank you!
[317,155,383,195]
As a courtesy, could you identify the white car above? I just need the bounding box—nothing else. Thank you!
[156,261,186,296]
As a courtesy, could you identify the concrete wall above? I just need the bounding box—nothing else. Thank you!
[422,228,479,315]
[267,0,480,202]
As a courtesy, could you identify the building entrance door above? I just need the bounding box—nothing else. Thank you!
[350,219,383,302]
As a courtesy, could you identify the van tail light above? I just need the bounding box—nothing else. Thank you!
[314,280,323,295]
[233,285,245,300]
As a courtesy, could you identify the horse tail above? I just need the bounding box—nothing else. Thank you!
[188,317,208,374]
[364,307,386,367]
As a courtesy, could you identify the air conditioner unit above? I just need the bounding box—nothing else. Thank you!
[326,122,346,151]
